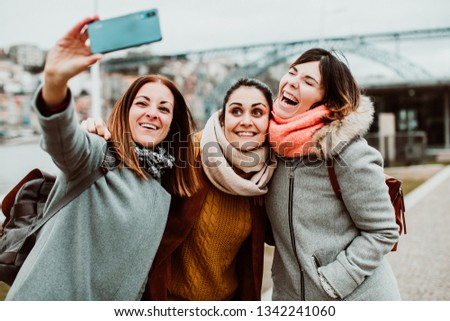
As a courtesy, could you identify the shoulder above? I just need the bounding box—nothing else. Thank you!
[332,138,385,193]
[313,95,375,160]
[338,137,383,168]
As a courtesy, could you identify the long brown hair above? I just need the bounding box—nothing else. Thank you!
[289,48,360,122]
[108,74,200,197]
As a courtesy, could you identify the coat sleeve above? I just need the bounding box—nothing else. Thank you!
[32,86,106,180]
[319,139,399,299]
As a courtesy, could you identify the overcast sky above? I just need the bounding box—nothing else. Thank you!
[1,0,449,54]
[1,0,449,83]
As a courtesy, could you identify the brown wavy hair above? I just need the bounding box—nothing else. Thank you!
[108,74,200,197]
[289,48,360,122]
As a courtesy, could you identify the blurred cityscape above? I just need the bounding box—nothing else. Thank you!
[1,27,450,165]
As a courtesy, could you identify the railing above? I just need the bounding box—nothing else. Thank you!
[366,131,428,165]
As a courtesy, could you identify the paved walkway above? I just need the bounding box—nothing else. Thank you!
[2,164,449,300]
[262,165,450,300]
[386,165,450,300]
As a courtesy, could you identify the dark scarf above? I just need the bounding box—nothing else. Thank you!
[133,142,175,179]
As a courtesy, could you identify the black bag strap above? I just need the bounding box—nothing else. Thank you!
[27,166,107,236]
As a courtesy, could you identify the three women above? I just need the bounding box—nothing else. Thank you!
[8,15,400,301]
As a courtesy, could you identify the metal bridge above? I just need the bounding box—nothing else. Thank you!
[103,27,450,120]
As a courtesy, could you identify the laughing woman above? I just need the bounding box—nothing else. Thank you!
[266,48,401,301]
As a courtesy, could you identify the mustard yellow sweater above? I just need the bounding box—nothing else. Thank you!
[168,184,252,300]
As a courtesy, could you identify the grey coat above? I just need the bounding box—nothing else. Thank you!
[265,96,401,301]
[6,89,170,300]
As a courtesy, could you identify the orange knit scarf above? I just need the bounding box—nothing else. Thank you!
[269,105,331,157]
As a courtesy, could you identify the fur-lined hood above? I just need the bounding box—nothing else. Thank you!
[311,95,375,160]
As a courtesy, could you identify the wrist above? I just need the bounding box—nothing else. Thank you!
[42,71,69,108]
[36,87,71,117]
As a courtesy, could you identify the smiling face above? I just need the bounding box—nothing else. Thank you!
[223,86,270,151]
[128,82,174,148]
[274,61,325,119]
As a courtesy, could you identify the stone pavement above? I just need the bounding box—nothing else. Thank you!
[2,163,449,300]
[262,165,450,301]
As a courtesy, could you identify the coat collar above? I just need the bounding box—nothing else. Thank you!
[311,95,375,160]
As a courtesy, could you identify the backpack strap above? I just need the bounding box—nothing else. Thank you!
[27,166,107,236]
[1,169,55,221]
[326,159,342,201]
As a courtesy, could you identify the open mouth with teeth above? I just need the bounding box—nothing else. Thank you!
[281,92,299,106]
[140,123,158,130]
[235,131,256,137]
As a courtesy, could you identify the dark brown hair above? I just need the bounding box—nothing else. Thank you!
[218,78,273,124]
[289,48,360,122]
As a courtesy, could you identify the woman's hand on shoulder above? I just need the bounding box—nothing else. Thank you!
[80,117,111,140]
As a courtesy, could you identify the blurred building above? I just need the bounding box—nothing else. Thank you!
[365,81,450,163]
[8,44,45,72]
[2,31,450,164]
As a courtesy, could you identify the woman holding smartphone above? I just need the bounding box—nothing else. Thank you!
[6,17,200,300]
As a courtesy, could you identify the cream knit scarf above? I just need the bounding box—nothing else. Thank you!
[269,105,331,158]
[200,111,277,196]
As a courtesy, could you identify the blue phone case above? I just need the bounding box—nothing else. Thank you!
[88,9,162,54]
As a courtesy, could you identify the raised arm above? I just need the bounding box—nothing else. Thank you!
[42,16,103,108]
[35,17,106,178]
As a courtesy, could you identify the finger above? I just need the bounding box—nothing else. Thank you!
[94,119,106,136]
[80,28,89,44]
[75,54,102,72]
[85,53,103,66]
[103,126,111,140]
[80,119,94,133]
[80,120,88,131]
[67,16,99,39]
[87,118,97,133]
[95,119,111,140]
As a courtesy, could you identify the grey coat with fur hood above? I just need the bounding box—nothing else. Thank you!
[265,96,401,301]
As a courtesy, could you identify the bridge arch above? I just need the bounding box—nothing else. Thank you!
[201,37,435,116]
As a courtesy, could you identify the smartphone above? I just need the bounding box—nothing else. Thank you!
[88,8,162,54]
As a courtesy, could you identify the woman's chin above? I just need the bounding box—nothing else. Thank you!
[230,139,261,151]
[274,103,300,119]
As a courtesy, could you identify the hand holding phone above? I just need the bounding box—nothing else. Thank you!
[88,9,162,54]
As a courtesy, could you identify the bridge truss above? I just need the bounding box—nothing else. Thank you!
[103,27,450,119]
